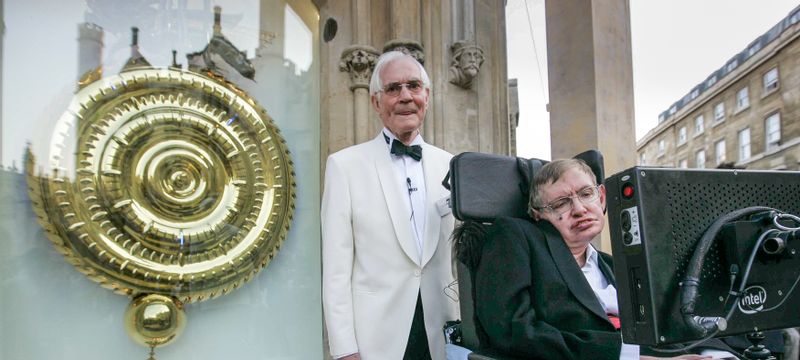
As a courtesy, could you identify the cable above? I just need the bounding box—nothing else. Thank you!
[649,330,721,354]
[736,229,779,298]
[721,265,738,309]
[522,0,548,106]
[680,206,777,338]
[773,213,800,231]
[658,208,800,355]
[760,269,800,312]
[658,226,774,354]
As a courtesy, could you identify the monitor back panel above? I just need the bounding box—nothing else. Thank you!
[606,167,800,346]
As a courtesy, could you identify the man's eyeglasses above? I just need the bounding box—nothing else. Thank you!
[381,80,424,97]
[538,185,601,216]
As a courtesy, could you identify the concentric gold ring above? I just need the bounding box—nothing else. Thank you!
[27,68,295,302]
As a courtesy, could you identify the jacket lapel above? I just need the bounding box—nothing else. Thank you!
[598,252,616,287]
[372,135,420,265]
[420,143,442,267]
[541,223,609,323]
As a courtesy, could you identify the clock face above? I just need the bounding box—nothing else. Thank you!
[28,67,295,303]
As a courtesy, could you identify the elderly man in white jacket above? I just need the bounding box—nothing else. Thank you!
[321,51,459,360]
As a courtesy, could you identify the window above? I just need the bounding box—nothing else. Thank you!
[696,150,706,169]
[726,59,738,73]
[658,139,666,157]
[678,158,688,168]
[658,114,665,124]
[715,139,726,165]
[640,153,646,165]
[763,68,779,92]
[694,115,704,135]
[736,87,749,110]
[714,102,725,122]
[690,89,699,99]
[765,113,781,150]
[678,126,687,145]
[748,43,760,57]
[738,128,751,161]
[707,75,717,87]
[669,105,677,115]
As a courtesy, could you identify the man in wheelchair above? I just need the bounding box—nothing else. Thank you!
[472,158,734,360]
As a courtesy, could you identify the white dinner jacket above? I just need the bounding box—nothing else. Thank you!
[321,134,458,360]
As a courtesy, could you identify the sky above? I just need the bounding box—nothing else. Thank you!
[3,1,799,167]
[507,0,800,160]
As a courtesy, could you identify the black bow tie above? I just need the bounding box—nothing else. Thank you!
[390,139,422,161]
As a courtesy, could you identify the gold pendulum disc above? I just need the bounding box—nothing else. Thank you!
[124,294,187,358]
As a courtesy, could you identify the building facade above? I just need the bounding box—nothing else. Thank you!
[0,0,642,358]
[638,6,800,171]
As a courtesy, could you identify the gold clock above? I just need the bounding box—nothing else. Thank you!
[26,67,295,355]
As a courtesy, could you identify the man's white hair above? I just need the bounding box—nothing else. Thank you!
[369,51,431,97]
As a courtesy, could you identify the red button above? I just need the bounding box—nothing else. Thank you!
[622,184,634,199]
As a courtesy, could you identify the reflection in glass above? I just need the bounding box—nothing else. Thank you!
[2,1,321,358]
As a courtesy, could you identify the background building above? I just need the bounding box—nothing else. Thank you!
[638,6,800,170]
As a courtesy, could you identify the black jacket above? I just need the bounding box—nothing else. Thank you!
[475,216,623,360]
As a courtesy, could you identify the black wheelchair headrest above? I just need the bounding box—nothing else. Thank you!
[445,150,604,222]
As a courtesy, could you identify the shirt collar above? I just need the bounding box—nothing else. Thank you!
[583,244,599,270]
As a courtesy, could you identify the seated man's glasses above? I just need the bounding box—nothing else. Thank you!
[539,185,601,216]
[381,80,424,97]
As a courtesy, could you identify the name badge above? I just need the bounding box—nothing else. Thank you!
[436,196,452,217]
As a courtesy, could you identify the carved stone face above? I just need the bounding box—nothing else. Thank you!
[351,50,370,72]
[458,47,483,77]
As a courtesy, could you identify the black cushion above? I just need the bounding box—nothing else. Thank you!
[447,150,604,223]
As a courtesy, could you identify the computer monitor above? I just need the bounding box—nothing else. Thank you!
[605,167,800,346]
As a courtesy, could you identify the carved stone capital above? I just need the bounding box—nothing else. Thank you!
[382,39,425,65]
[339,45,380,91]
[449,41,485,89]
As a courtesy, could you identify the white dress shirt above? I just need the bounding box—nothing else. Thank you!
[383,128,427,263]
[581,244,640,360]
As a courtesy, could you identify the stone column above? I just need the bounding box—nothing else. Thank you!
[390,0,420,40]
[339,46,379,144]
[545,0,635,251]
[545,0,635,174]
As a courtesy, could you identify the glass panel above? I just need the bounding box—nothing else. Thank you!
[1,1,322,359]
[763,68,779,90]
[714,102,725,121]
[739,128,751,160]
[696,150,706,169]
[737,87,749,109]
[766,113,781,149]
[695,115,704,135]
[715,140,726,165]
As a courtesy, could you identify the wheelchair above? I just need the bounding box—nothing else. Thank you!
[442,150,799,360]
[444,150,604,360]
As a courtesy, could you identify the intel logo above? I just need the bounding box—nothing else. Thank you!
[738,286,767,315]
